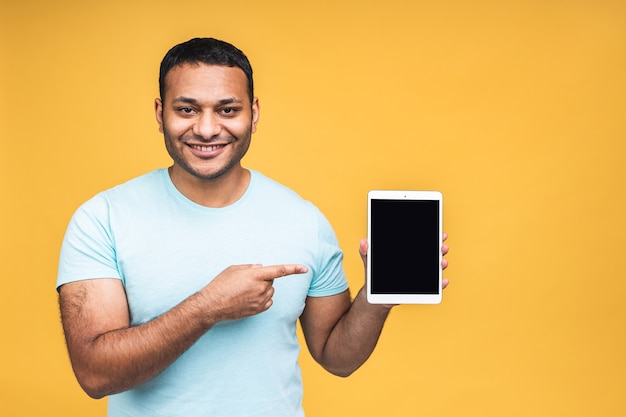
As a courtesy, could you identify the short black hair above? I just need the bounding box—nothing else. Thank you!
[159,38,254,103]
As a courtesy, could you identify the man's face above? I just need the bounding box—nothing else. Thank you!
[155,63,259,182]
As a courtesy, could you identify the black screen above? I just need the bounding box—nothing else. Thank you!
[370,199,440,294]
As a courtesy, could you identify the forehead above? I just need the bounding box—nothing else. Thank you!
[163,63,249,103]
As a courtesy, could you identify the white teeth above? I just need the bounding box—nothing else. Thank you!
[192,144,222,151]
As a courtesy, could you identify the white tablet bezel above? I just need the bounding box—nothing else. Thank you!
[366,190,443,304]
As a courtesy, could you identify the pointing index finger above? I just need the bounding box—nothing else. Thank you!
[258,264,309,280]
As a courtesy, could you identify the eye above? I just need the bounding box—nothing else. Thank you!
[219,107,241,117]
[174,106,198,116]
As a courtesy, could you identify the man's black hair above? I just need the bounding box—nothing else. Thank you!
[159,38,254,103]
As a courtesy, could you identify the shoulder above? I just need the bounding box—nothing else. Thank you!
[68,169,167,226]
[79,169,166,209]
[247,170,338,238]
[247,170,330,227]
[101,169,166,201]
[248,170,316,210]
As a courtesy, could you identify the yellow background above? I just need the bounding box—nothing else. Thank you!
[2,0,625,415]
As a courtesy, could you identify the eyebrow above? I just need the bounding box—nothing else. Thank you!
[172,96,244,106]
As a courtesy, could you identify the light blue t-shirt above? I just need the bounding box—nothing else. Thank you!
[57,169,348,417]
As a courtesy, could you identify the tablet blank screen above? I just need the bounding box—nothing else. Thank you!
[370,199,440,294]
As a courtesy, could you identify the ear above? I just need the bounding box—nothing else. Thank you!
[155,98,164,133]
[251,97,260,134]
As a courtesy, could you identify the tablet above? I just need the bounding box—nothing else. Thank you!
[366,190,443,304]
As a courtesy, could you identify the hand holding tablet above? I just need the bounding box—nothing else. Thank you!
[366,190,443,304]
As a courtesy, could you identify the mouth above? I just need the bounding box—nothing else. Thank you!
[188,143,226,152]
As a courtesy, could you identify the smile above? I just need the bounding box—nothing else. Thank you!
[189,144,225,152]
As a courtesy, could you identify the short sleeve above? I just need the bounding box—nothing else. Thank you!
[307,209,349,297]
[56,194,121,291]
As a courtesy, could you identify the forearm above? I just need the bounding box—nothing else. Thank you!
[319,288,392,377]
[62,264,302,398]
[65,290,214,399]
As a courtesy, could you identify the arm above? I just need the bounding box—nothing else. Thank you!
[299,287,390,377]
[59,263,308,399]
[299,235,449,377]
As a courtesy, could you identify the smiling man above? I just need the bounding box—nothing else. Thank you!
[56,38,449,417]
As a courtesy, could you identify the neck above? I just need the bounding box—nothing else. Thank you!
[168,165,251,208]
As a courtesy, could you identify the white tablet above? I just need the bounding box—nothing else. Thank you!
[366,190,443,304]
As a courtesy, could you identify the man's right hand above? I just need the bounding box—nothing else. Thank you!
[199,264,309,322]
[58,263,308,399]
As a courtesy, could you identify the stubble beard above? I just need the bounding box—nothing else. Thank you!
[163,126,253,181]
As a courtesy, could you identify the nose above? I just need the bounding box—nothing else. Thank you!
[193,112,221,139]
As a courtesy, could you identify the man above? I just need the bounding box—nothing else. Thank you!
[57,37,449,417]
